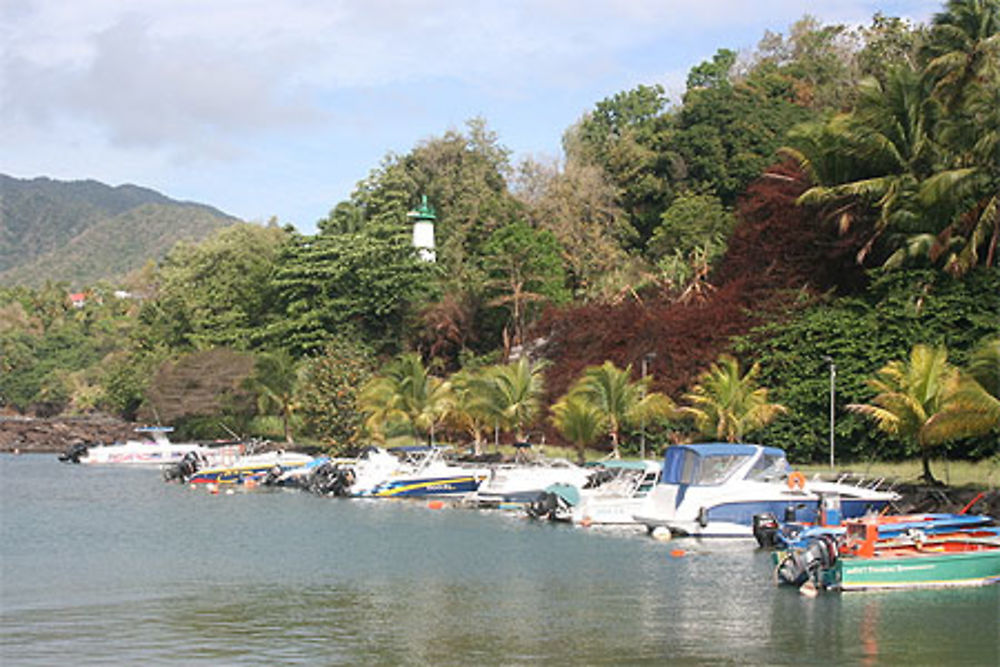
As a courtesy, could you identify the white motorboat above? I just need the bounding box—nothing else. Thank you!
[632,443,899,538]
[59,427,241,467]
[474,445,593,506]
[529,460,661,526]
[319,446,489,499]
[182,448,315,485]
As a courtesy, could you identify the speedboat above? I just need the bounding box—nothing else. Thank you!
[774,513,1000,592]
[473,444,593,507]
[318,446,489,499]
[58,427,241,467]
[632,443,899,538]
[181,448,315,485]
[527,460,661,526]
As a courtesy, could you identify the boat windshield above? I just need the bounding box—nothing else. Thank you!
[745,452,789,482]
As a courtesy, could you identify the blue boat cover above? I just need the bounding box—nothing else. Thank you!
[660,443,785,485]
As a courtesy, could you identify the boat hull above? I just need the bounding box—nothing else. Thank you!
[828,549,1000,591]
[365,474,486,498]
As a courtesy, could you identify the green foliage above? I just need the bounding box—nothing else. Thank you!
[269,229,437,356]
[296,337,374,452]
[482,221,569,350]
[137,224,288,351]
[647,192,736,266]
[677,355,788,443]
[0,175,235,287]
[735,267,1000,463]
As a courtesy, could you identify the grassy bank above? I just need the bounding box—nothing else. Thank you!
[797,458,1000,489]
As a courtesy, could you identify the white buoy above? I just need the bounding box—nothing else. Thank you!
[799,580,819,598]
[651,526,672,542]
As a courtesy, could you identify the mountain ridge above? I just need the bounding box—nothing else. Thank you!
[0,174,239,287]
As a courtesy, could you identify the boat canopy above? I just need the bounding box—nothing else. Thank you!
[660,443,788,486]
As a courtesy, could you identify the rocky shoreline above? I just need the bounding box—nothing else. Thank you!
[0,416,144,453]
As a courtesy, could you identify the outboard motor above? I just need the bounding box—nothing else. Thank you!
[776,534,839,587]
[58,442,90,463]
[752,512,781,549]
[526,491,559,520]
[262,464,284,486]
[308,462,356,496]
[163,450,204,482]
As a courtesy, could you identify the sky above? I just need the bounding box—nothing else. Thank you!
[2,0,942,234]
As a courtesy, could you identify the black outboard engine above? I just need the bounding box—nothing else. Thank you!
[262,465,284,486]
[752,512,781,549]
[164,450,204,482]
[526,491,559,520]
[58,442,90,463]
[775,534,839,587]
[308,462,356,496]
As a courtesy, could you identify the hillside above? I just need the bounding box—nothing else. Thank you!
[0,175,238,286]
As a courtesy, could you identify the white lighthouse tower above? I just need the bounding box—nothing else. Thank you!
[408,194,436,262]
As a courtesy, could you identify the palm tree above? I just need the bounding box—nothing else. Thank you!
[445,367,494,455]
[550,394,605,465]
[847,344,969,484]
[245,350,299,444]
[787,66,941,267]
[921,0,1000,111]
[924,338,1000,440]
[677,354,787,444]
[357,353,452,445]
[568,361,674,458]
[481,357,548,444]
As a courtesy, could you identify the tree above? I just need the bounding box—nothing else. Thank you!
[296,337,373,452]
[137,224,287,351]
[482,221,569,355]
[678,355,787,444]
[921,0,1000,111]
[568,361,674,458]
[513,157,630,297]
[269,229,436,356]
[444,367,495,455]
[358,353,451,445]
[550,393,604,464]
[847,344,971,484]
[481,357,548,444]
[924,338,1000,442]
[244,350,299,444]
[646,192,736,275]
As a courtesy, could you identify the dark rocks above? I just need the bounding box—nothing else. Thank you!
[0,416,139,453]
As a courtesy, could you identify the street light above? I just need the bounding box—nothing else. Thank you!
[640,352,657,461]
[822,355,836,470]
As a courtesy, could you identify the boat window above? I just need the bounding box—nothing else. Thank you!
[692,455,746,484]
[745,453,789,482]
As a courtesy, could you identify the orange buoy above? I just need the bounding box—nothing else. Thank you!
[580,516,593,528]
[670,549,687,558]
[787,471,807,491]
[427,500,445,510]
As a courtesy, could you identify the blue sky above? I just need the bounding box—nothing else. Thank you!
[2,0,941,234]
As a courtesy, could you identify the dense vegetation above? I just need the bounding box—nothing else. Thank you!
[0,175,236,287]
[1,1,997,469]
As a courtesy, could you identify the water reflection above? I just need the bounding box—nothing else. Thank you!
[3,454,999,665]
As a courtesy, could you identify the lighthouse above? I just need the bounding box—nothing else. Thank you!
[408,194,436,262]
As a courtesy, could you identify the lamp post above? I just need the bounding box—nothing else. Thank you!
[823,355,836,470]
[640,352,657,461]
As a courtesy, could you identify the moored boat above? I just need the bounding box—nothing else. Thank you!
[633,443,899,538]
[59,427,242,467]
[473,444,592,507]
[182,449,314,485]
[527,460,661,526]
[775,514,1000,592]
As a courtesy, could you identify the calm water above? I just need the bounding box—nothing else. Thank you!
[1,454,998,665]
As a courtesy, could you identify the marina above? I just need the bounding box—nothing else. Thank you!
[3,452,999,665]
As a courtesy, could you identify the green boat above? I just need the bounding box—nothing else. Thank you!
[826,547,1000,591]
[777,516,1000,592]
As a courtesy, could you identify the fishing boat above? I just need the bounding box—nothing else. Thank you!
[58,427,241,467]
[527,460,661,526]
[632,443,899,538]
[473,444,592,507]
[775,514,1000,592]
[321,446,489,499]
[182,449,314,485]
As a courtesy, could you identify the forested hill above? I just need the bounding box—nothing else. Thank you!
[0,175,238,287]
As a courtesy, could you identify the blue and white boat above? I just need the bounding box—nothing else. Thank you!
[632,443,899,538]
[343,446,489,499]
[528,460,661,526]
